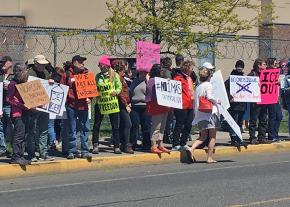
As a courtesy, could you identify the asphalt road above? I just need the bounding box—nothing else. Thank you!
[1,152,290,207]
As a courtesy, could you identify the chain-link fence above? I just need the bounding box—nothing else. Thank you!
[1,25,290,73]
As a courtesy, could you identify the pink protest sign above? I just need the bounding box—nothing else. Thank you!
[258,68,280,104]
[136,41,160,72]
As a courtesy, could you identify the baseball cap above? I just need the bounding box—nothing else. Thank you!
[72,55,87,63]
[34,55,49,65]
[202,62,215,70]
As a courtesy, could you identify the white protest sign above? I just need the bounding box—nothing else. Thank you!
[28,76,69,116]
[210,70,230,109]
[280,75,285,89]
[0,82,3,112]
[155,77,182,109]
[230,75,261,102]
[217,104,243,141]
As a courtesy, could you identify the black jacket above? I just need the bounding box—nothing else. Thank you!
[224,69,246,111]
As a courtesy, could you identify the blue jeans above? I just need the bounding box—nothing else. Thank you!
[0,106,12,153]
[66,107,90,154]
[130,107,151,148]
[268,103,283,140]
[48,119,61,145]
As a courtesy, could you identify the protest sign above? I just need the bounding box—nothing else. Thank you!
[74,72,99,99]
[97,80,119,115]
[217,104,243,141]
[136,41,160,72]
[16,80,50,109]
[28,76,69,116]
[230,75,261,102]
[279,74,285,89]
[258,69,280,104]
[210,70,230,109]
[0,82,3,112]
[155,77,182,109]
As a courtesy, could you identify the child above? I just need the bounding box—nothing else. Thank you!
[6,63,30,165]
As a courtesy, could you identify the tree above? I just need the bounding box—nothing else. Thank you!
[99,0,274,57]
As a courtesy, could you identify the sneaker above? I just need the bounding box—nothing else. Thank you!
[124,146,134,154]
[114,148,122,154]
[39,155,55,161]
[30,157,38,162]
[172,145,181,151]
[259,139,270,144]
[92,144,99,154]
[81,153,92,159]
[181,145,191,151]
[21,157,31,165]
[250,139,259,145]
[10,158,29,166]
[67,153,75,159]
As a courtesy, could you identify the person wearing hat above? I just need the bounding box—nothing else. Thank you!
[202,62,215,71]
[0,56,14,157]
[189,67,221,164]
[26,54,54,162]
[224,60,247,149]
[60,55,92,159]
[93,55,122,154]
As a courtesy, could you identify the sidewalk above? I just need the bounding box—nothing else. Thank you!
[0,131,290,179]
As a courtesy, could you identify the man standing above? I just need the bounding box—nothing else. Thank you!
[0,56,14,156]
[26,55,54,161]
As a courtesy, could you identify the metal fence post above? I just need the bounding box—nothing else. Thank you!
[52,28,57,67]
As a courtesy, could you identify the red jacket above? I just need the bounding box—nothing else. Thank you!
[173,72,194,109]
[60,67,89,110]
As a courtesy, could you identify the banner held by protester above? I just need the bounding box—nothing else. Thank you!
[16,80,50,109]
[74,72,99,99]
[136,41,160,72]
[28,76,69,116]
[230,75,261,102]
[97,81,119,115]
[210,70,230,109]
[258,68,280,104]
[155,77,182,109]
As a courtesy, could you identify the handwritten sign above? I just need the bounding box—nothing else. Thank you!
[97,81,119,115]
[16,80,50,109]
[155,77,182,109]
[218,104,243,141]
[74,72,98,99]
[230,75,261,102]
[28,76,69,116]
[258,69,280,104]
[136,41,160,72]
[210,70,230,109]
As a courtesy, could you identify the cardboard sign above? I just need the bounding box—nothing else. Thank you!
[16,80,50,109]
[210,70,230,109]
[74,72,99,99]
[230,75,261,102]
[218,104,243,141]
[28,76,69,116]
[258,69,280,104]
[97,81,119,115]
[155,77,182,109]
[136,41,160,72]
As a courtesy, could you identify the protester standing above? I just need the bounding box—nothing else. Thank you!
[7,64,30,165]
[224,60,247,148]
[0,56,14,156]
[171,60,196,151]
[145,64,171,154]
[60,55,92,159]
[93,55,122,154]
[129,71,151,150]
[111,59,134,154]
[248,59,269,144]
[189,67,220,163]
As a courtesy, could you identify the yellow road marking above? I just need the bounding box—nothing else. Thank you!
[230,196,290,207]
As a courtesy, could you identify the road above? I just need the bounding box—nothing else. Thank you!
[1,151,290,207]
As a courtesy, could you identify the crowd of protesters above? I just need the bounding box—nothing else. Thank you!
[0,53,289,165]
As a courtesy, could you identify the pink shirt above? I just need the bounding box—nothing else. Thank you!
[6,80,26,118]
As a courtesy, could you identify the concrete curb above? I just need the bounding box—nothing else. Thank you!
[1,142,290,179]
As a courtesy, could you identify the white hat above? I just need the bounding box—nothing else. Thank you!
[34,55,49,65]
[202,62,215,70]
